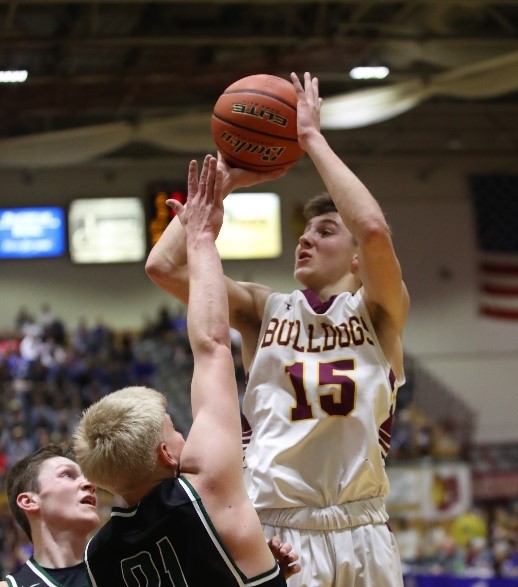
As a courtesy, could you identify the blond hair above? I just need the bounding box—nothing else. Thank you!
[73,386,167,494]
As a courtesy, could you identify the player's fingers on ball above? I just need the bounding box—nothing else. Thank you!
[290,71,302,90]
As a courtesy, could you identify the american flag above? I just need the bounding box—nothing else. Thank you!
[469,174,518,320]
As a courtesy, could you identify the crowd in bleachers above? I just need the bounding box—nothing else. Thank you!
[0,302,196,576]
[0,303,517,581]
[393,507,518,580]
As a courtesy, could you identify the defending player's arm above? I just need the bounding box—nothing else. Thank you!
[145,157,279,363]
[166,154,241,482]
[292,71,409,338]
[169,154,279,575]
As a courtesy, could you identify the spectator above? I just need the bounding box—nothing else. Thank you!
[5,426,33,469]
[464,536,493,577]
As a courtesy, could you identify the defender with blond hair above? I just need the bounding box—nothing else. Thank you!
[73,155,298,587]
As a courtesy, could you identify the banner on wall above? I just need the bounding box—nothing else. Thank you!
[386,462,472,521]
[472,470,518,501]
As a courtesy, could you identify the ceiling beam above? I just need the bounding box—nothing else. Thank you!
[1,36,517,50]
[7,0,518,5]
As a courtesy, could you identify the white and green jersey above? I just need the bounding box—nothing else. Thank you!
[4,558,87,587]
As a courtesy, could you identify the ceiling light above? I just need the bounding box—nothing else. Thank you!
[349,66,389,80]
[0,70,28,83]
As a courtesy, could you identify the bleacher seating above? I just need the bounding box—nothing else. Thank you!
[1,305,517,582]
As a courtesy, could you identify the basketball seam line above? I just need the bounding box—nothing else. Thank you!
[221,89,297,111]
[217,148,302,171]
[211,113,300,143]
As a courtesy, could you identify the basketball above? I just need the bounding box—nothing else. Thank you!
[211,74,304,172]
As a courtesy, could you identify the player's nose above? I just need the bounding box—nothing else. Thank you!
[80,477,97,492]
[298,231,314,247]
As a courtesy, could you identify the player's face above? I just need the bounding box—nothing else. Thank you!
[294,212,356,290]
[34,456,100,534]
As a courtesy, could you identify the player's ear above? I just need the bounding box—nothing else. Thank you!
[157,442,176,467]
[17,492,39,513]
[351,252,360,272]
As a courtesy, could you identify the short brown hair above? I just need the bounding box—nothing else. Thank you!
[302,192,358,246]
[302,192,337,221]
[6,443,75,540]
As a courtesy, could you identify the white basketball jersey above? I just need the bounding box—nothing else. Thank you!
[242,288,404,511]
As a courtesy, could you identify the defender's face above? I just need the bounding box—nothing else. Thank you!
[294,212,356,290]
[34,456,100,534]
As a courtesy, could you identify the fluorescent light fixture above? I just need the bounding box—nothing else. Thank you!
[0,70,28,83]
[349,66,389,80]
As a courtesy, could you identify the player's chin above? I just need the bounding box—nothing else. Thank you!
[294,265,312,285]
[79,504,101,521]
[78,513,101,533]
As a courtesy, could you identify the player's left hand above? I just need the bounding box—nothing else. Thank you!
[267,535,301,579]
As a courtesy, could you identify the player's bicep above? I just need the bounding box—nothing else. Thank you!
[184,350,243,476]
[189,347,237,417]
[228,279,271,330]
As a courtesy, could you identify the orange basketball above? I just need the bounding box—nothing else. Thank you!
[211,74,304,172]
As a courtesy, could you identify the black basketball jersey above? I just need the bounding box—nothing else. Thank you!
[84,476,286,587]
[4,558,87,587]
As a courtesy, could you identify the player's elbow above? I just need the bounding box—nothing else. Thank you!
[146,249,180,286]
[145,247,165,280]
[359,216,392,249]
[192,334,232,363]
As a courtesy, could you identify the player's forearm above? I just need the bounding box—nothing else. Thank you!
[145,215,188,290]
[305,131,390,244]
[187,234,230,355]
